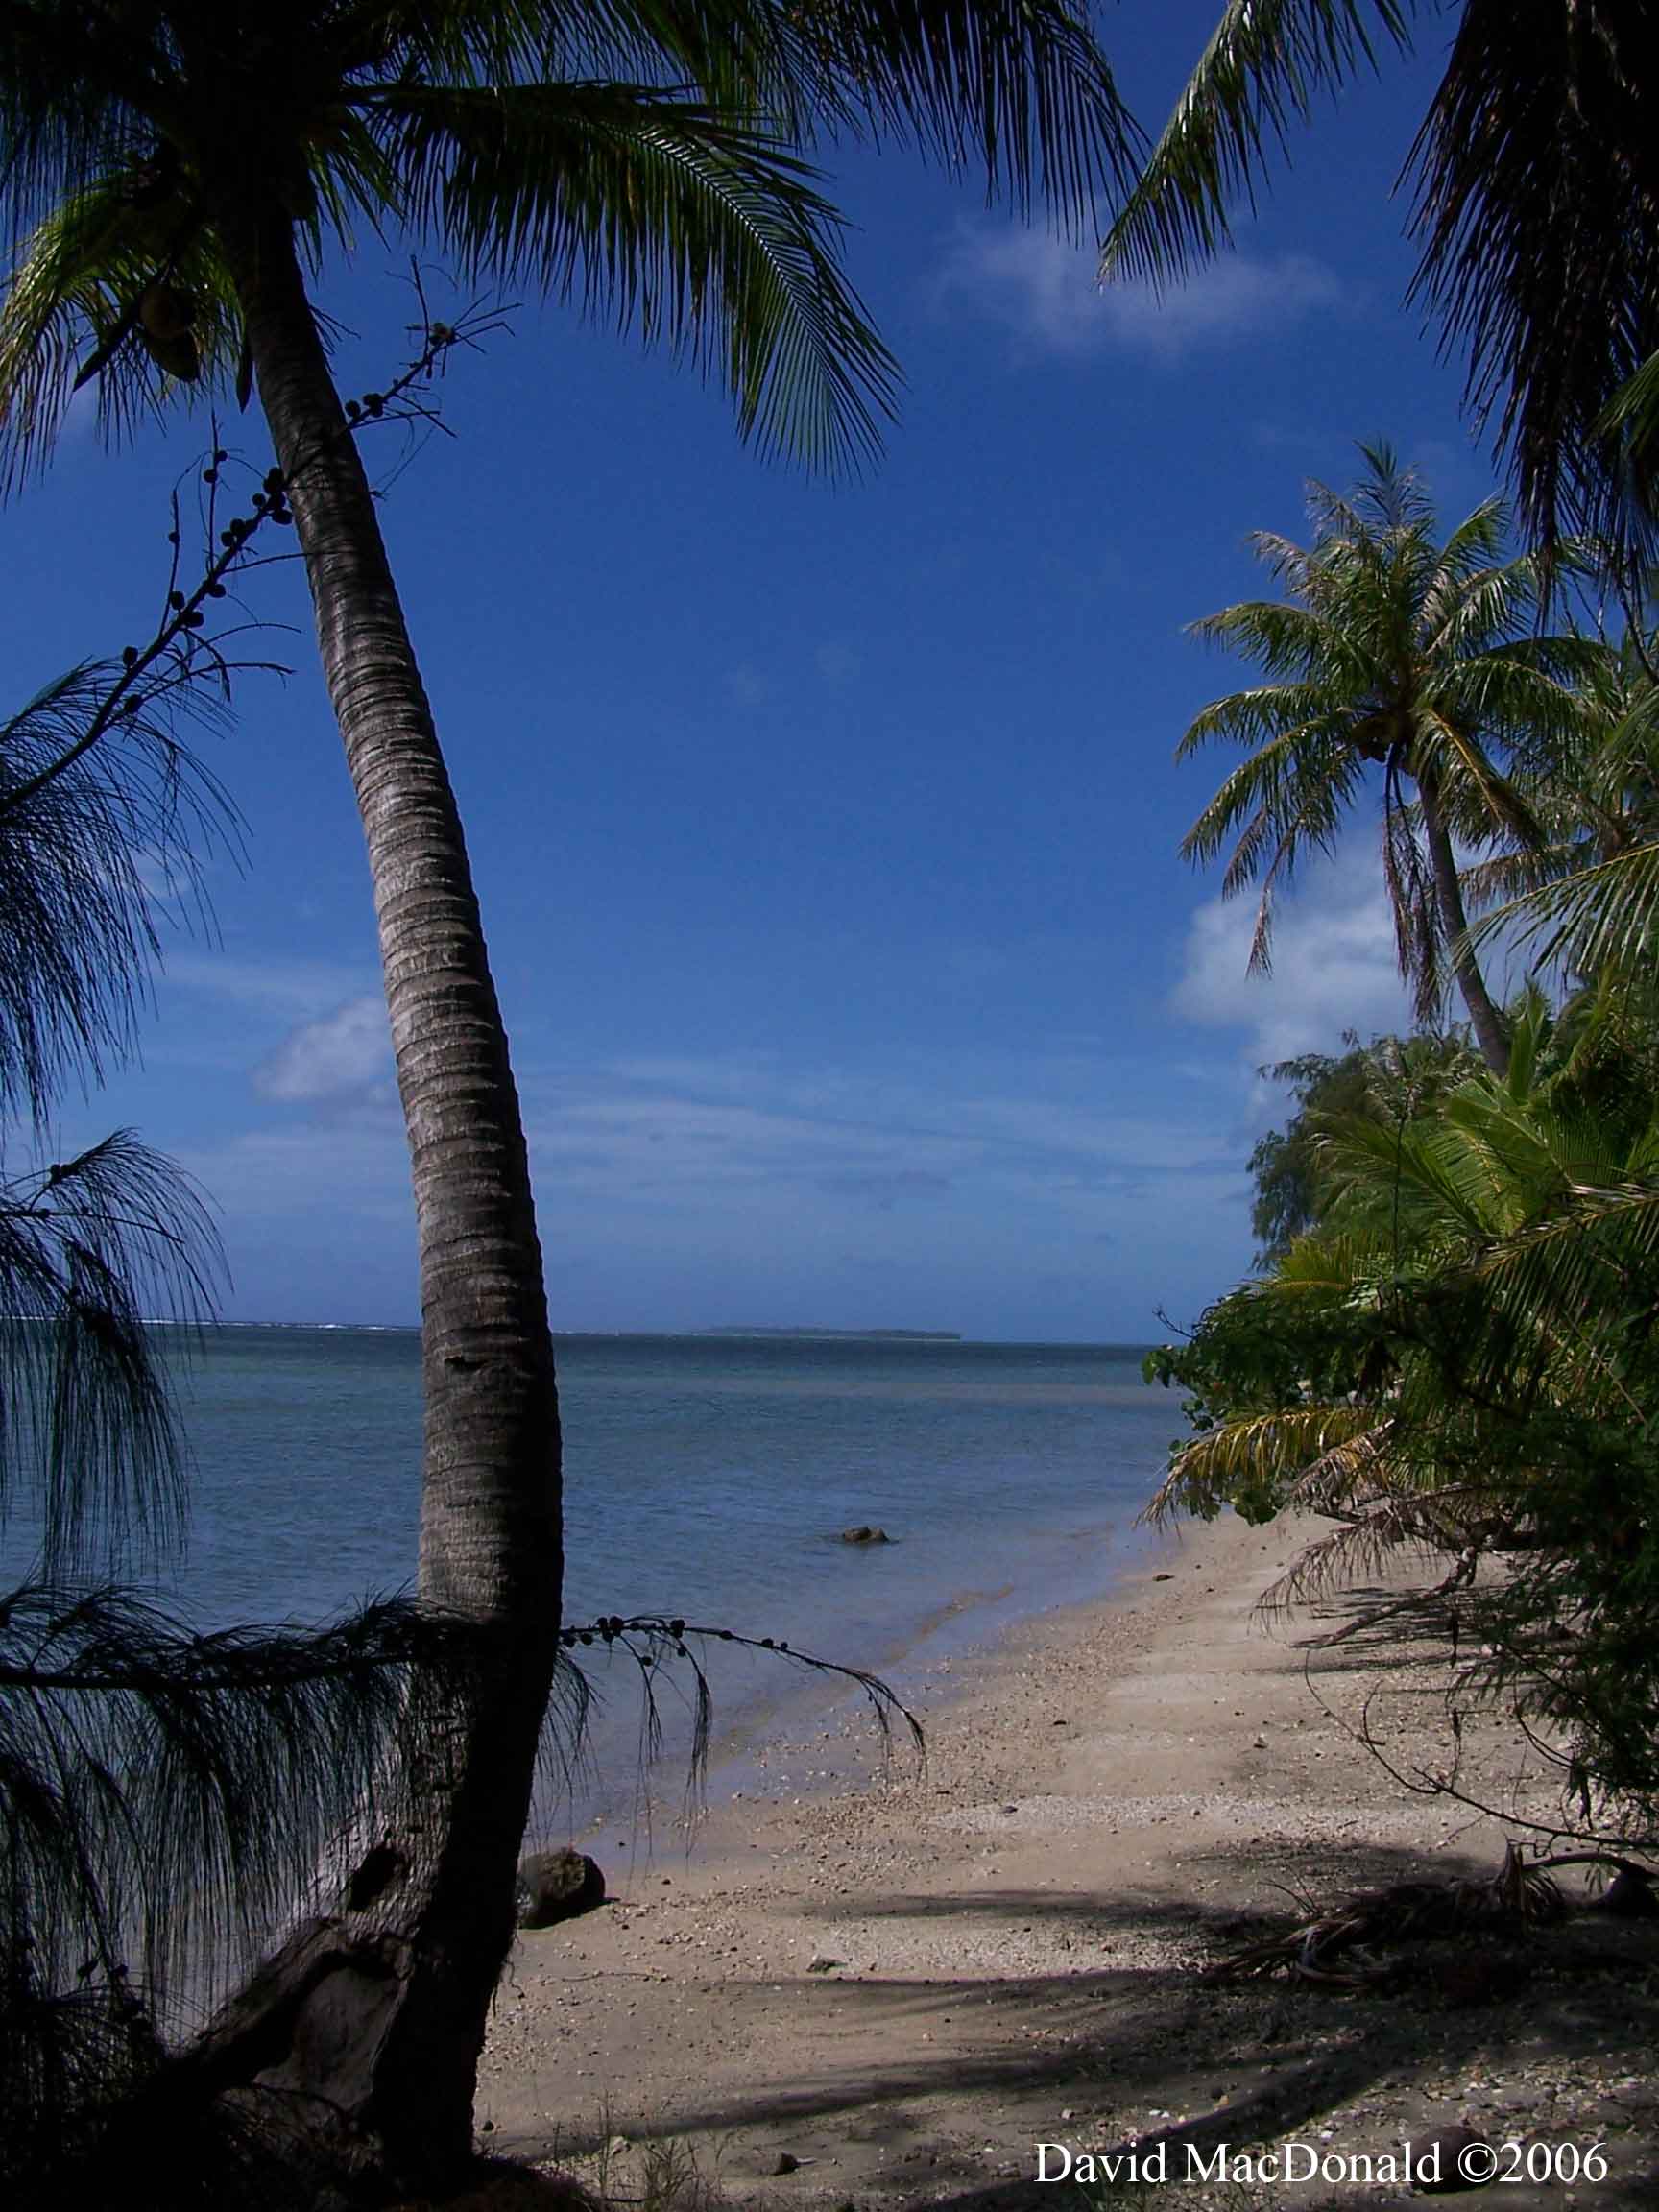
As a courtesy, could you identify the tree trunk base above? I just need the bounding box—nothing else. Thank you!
[124,1913,472,2206]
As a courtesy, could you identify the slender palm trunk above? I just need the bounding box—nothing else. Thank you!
[1419,768,1511,1078]
[204,201,564,2184]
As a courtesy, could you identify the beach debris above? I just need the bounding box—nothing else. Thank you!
[1200,1843,1653,1989]
[515,1848,606,1930]
[840,1525,890,1544]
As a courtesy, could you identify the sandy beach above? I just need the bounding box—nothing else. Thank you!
[477,1512,1659,2209]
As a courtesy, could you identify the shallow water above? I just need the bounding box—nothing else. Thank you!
[136,1328,1182,1823]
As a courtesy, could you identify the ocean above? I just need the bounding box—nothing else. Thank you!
[159,1327,1178,1827]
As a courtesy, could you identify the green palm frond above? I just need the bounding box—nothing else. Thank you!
[1411,708,1538,846]
[1098,0,1413,290]
[1189,597,1355,683]
[366,79,897,470]
[1270,1229,1384,1293]
[1420,546,1537,659]
[1176,445,1591,1059]
[1,0,1142,488]
[0,183,245,493]
[1468,840,1659,982]
[1175,678,1349,755]
[1147,1400,1375,1525]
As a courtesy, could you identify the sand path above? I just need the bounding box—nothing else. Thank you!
[478,1513,1659,2209]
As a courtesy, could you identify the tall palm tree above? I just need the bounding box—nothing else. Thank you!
[1178,445,1594,1078]
[0,613,495,2207]
[0,0,1138,2184]
[1099,1,1659,565]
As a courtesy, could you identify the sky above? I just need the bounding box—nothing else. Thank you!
[3,7,1526,1342]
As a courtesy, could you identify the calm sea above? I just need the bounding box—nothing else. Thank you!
[156,1328,1176,1823]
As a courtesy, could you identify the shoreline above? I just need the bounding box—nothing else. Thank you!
[548,1498,1164,1843]
[480,1509,1659,2209]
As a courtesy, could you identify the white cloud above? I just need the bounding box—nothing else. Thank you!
[1172,862,1413,1070]
[252,995,393,1106]
[935,228,1346,359]
[515,1046,1238,1228]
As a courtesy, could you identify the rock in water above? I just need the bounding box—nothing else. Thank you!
[516,1849,605,1930]
[840,1525,890,1544]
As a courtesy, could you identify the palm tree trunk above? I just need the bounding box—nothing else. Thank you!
[204,201,564,2186]
[1419,768,1511,1078]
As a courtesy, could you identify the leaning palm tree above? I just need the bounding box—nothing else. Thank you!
[0,1,1139,2185]
[1100,1,1659,566]
[1179,444,1593,1077]
[0,614,499,2208]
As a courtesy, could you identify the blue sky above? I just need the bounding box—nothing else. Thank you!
[6,7,1522,1341]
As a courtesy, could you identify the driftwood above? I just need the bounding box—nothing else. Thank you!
[1209,1843,1656,1989]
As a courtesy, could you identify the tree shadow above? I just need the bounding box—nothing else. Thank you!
[513,1838,1659,2208]
[1278,1584,1484,1674]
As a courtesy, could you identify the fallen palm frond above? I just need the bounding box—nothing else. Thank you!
[1204,1842,1654,1987]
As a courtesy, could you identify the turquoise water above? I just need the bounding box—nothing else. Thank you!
[154,1328,1174,1817]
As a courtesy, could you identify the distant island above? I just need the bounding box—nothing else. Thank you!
[699,1326,962,1342]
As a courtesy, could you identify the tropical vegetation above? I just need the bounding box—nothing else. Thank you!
[0,0,1147,2186]
[1150,378,1659,1838]
[1101,0,1659,566]
[1175,443,1593,1076]
[0,502,489,2208]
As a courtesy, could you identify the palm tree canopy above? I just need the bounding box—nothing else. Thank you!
[1466,628,1659,982]
[1178,443,1596,1029]
[0,0,1142,482]
[1100,1,1659,560]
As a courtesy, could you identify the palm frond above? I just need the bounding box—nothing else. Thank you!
[0,7,151,249]
[1599,347,1659,478]
[1405,0,1659,559]
[0,1132,221,1575]
[1099,0,1414,289]
[370,79,899,470]
[0,1583,476,2018]
[723,0,1145,229]
[0,182,246,493]
[1468,840,1659,981]
[0,660,235,1118]
[1148,1400,1375,1523]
